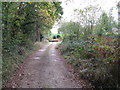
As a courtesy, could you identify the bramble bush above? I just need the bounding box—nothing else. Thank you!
[58,34,120,88]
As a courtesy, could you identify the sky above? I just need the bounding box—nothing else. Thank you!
[51,0,120,34]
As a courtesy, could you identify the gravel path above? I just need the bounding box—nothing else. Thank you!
[6,42,90,88]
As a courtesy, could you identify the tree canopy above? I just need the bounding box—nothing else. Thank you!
[2,2,63,51]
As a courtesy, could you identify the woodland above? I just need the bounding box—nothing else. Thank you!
[2,2,63,86]
[1,1,120,89]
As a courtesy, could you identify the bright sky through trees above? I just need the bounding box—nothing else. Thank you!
[51,0,119,34]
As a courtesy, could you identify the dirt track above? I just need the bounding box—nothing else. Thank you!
[6,42,91,88]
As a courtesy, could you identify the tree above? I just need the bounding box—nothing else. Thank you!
[2,2,63,86]
[58,21,82,41]
[73,5,101,35]
[2,2,63,50]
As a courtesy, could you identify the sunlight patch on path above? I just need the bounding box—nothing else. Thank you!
[32,57,41,60]
[38,49,46,52]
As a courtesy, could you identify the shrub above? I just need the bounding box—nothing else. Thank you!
[58,35,120,88]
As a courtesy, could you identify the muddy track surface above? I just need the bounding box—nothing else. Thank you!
[6,43,91,88]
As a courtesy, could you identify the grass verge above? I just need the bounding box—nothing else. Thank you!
[2,42,45,87]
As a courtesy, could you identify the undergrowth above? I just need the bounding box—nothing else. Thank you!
[58,35,120,89]
[2,41,44,87]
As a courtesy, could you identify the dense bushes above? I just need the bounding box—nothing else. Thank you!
[58,4,119,88]
[58,34,120,88]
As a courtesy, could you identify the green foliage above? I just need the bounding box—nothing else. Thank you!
[59,35,119,88]
[97,12,113,35]
[58,21,82,41]
[58,6,119,88]
[2,2,63,86]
